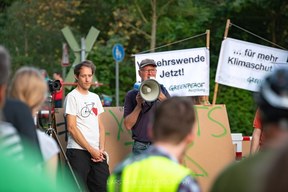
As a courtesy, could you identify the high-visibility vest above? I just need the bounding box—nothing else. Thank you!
[108,155,192,192]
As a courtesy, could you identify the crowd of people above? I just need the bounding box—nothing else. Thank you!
[0,46,76,191]
[1,42,288,192]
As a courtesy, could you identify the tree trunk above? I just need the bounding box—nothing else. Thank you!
[150,0,157,52]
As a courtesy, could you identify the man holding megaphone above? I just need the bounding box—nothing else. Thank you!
[124,59,170,155]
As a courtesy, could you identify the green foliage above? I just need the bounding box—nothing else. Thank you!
[0,0,287,136]
[0,0,81,73]
[216,86,257,135]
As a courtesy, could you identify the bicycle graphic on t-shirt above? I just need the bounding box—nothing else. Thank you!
[81,102,96,118]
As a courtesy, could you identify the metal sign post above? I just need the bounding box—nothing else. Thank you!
[112,44,125,106]
[61,26,100,84]
[81,37,86,62]
[61,43,70,104]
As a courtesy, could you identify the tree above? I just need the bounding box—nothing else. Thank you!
[1,0,82,74]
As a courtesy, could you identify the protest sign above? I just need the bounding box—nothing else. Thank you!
[215,37,288,92]
[55,105,234,192]
[135,48,210,96]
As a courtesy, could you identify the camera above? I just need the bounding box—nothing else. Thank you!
[47,80,61,93]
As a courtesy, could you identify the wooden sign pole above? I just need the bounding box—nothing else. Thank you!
[212,19,231,105]
[205,29,211,104]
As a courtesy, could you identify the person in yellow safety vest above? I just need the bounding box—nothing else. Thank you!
[107,97,200,192]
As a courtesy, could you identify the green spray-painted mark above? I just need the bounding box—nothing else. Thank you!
[187,141,195,150]
[108,109,124,141]
[127,129,132,136]
[208,106,227,138]
[184,154,208,177]
[194,105,209,137]
[124,141,134,146]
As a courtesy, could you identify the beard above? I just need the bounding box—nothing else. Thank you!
[79,82,91,90]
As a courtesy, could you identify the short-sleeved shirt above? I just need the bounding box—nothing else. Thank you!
[64,89,104,150]
[37,130,59,161]
[253,109,264,147]
[124,85,170,142]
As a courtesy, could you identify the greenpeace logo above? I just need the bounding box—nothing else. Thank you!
[247,77,262,85]
[169,82,205,91]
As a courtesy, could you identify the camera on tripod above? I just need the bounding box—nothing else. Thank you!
[37,80,62,130]
[47,80,62,93]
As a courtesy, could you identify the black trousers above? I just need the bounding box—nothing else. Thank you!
[66,149,110,192]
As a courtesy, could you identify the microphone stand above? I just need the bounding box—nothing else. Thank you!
[45,93,82,192]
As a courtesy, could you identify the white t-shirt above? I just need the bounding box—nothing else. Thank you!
[64,89,104,150]
[36,130,59,161]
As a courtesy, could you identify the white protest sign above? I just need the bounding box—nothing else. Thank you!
[215,38,288,92]
[135,48,210,96]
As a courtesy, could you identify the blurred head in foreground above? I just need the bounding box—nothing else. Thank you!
[255,67,288,149]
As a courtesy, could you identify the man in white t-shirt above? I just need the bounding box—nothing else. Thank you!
[64,60,109,192]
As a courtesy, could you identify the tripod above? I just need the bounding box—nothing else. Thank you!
[45,94,82,192]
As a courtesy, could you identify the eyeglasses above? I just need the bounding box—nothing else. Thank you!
[141,69,157,73]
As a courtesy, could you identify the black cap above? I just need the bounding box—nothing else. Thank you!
[139,59,157,68]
